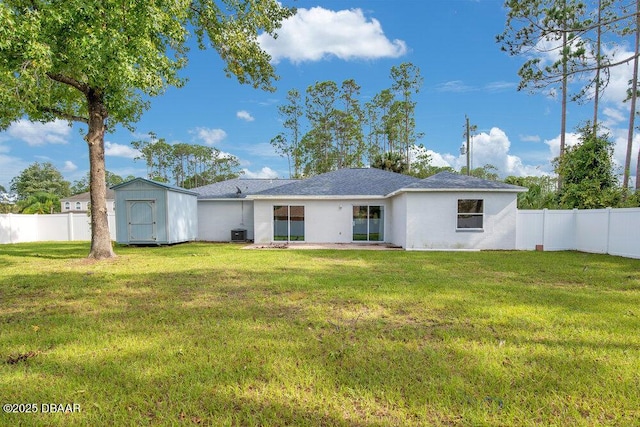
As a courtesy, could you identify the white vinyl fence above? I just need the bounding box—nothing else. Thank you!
[517,208,640,259]
[0,212,116,244]
[1,209,638,259]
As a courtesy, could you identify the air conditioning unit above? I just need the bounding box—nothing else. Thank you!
[231,228,247,242]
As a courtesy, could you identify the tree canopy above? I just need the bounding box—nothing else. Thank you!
[16,192,60,214]
[0,0,294,259]
[554,124,620,208]
[70,170,128,195]
[131,136,242,189]
[270,63,424,178]
[10,161,70,200]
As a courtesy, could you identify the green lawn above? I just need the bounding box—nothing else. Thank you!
[1,242,639,426]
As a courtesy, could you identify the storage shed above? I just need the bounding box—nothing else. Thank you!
[112,178,198,245]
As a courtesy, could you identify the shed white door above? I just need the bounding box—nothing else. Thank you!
[127,200,156,242]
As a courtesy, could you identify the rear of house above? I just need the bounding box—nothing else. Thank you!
[249,169,526,250]
[395,172,523,250]
[192,178,297,242]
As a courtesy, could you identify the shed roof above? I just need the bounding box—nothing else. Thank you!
[111,178,198,196]
[403,171,527,192]
[191,178,298,199]
[253,168,422,197]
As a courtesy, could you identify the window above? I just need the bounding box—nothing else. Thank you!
[64,202,70,210]
[457,199,483,230]
[353,205,384,241]
[273,205,305,241]
[75,202,82,210]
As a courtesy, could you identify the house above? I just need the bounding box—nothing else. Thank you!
[188,168,526,250]
[246,168,527,250]
[61,189,115,213]
[112,178,198,245]
[192,178,298,242]
[113,169,526,249]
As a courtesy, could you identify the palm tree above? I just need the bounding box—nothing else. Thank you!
[17,192,60,214]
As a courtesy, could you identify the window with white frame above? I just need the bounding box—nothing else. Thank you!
[457,199,483,230]
[64,202,70,210]
[75,202,82,210]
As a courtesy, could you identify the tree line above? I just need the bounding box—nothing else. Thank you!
[0,162,132,214]
[270,62,425,178]
[131,134,242,189]
[498,0,640,192]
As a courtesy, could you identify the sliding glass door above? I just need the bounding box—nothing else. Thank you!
[273,205,305,241]
[352,205,384,241]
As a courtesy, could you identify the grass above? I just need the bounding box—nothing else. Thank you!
[0,242,639,426]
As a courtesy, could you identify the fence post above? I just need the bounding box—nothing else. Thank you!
[67,212,74,241]
[605,207,612,255]
[541,208,547,250]
[573,208,578,251]
[34,213,39,242]
[8,213,13,244]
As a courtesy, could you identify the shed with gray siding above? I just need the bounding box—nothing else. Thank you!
[112,178,198,245]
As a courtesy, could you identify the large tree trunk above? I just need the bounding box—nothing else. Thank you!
[559,19,568,192]
[624,0,640,191]
[593,0,602,132]
[86,89,116,260]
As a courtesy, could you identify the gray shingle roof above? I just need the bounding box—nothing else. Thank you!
[405,171,527,191]
[254,168,422,197]
[192,178,298,199]
[111,178,198,195]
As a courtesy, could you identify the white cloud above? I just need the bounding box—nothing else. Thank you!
[242,166,280,179]
[241,142,280,158]
[520,134,541,143]
[62,161,78,172]
[105,142,140,159]
[602,107,626,127]
[237,110,255,122]
[425,127,556,177]
[435,80,474,93]
[424,150,451,168]
[0,154,27,189]
[191,127,227,146]
[258,7,407,64]
[5,119,71,146]
[484,81,517,92]
[543,132,581,161]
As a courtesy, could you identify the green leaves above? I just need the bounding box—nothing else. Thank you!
[10,161,71,200]
[131,135,241,188]
[554,124,619,208]
[0,0,293,130]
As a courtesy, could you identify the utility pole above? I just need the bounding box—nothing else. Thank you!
[465,116,471,175]
[461,116,476,175]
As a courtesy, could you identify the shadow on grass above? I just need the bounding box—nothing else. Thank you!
[1,246,639,425]
[0,242,91,260]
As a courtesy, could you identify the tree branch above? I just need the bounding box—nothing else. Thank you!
[46,72,90,95]
[39,106,89,124]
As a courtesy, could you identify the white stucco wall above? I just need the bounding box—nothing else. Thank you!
[197,200,254,241]
[388,193,407,248]
[403,192,519,250]
[252,198,390,244]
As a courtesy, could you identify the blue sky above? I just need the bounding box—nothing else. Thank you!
[1,0,638,190]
